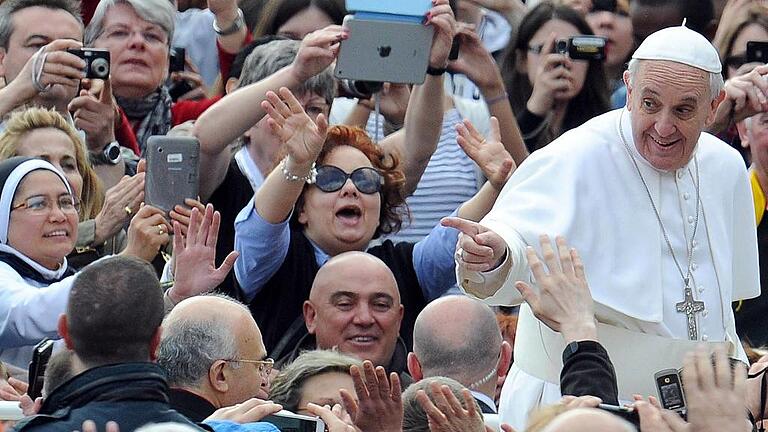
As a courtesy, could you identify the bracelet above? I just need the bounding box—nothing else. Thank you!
[485,92,509,106]
[426,65,447,76]
[213,8,245,36]
[280,156,317,184]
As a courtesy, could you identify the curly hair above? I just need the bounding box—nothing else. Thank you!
[288,125,409,238]
[0,108,104,222]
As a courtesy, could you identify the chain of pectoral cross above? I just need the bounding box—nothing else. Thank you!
[618,111,705,341]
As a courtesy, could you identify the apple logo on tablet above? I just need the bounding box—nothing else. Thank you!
[377,46,392,57]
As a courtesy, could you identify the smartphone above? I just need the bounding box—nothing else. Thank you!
[264,410,325,432]
[597,404,640,427]
[747,41,768,64]
[27,339,54,400]
[169,47,186,73]
[654,368,686,414]
[145,135,200,215]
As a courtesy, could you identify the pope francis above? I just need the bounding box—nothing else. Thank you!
[443,24,761,429]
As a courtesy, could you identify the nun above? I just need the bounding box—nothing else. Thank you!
[0,157,80,368]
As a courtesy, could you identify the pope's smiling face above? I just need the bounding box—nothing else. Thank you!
[625,60,721,171]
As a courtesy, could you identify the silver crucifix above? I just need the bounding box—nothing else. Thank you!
[676,280,705,340]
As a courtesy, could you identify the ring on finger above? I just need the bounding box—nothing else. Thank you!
[124,206,132,216]
[454,247,464,262]
[156,225,165,236]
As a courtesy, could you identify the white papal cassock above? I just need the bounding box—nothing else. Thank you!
[458,108,760,430]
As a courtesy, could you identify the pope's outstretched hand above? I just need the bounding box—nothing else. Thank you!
[441,217,507,272]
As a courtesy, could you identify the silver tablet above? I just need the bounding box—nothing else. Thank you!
[334,16,434,85]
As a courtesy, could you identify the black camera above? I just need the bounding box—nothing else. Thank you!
[169,47,185,73]
[337,79,383,100]
[554,36,606,61]
[67,48,110,79]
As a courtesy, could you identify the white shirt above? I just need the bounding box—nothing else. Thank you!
[458,108,760,429]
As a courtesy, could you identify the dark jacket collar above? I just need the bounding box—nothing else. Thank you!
[41,362,171,414]
[168,388,217,422]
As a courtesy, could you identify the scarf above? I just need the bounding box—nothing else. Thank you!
[116,86,173,154]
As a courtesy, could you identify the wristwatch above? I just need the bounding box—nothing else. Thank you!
[90,141,122,165]
[213,8,245,36]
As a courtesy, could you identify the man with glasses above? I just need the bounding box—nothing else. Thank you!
[158,294,278,423]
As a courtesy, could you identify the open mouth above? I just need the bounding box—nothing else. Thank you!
[348,335,378,344]
[335,205,362,224]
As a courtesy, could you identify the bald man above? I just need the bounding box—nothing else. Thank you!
[408,295,512,414]
[158,295,277,422]
[277,252,407,378]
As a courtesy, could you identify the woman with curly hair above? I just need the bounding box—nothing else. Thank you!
[233,88,512,356]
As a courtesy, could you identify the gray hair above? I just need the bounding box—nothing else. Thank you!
[627,59,724,103]
[84,0,175,46]
[135,423,201,432]
[0,0,82,50]
[238,39,336,105]
[269,349,362,412]
[413,298,502,387]
[158,313,240,388]
[402,377,482,432]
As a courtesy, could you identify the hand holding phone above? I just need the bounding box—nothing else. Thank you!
[27,339,54,400]
[263,410,325,432]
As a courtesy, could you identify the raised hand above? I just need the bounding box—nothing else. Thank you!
[262,87,329,168]
[513,235,596,341]
[121,204,172,262]
[5,39,84,104]
[291,25,346,83]
[167,203,239,303]
[69,78,116,152]
[456,117,515,191]
[682,347,750,432]
[441,217,507,272]
[170,198,206,237]
[448,26,504,95]
[426,0,457,69]
[527,33,576,114]
[340,361,403,432]
[93,172,145,245]
[415,382,484,432]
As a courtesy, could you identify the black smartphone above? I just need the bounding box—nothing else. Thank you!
[597,404,640,427]
[747,41,768,64]
[654,368,687,414]
[169,47,186,73]
[447,0,461,61]
[27,339,54,399]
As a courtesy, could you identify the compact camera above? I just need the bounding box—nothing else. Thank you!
[554,36,606,61]
[67,48,110,79]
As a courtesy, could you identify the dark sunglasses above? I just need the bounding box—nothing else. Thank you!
[725,53,748,71]
[314,165,384,194]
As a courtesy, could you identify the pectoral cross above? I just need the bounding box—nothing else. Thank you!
[676,279,705,340]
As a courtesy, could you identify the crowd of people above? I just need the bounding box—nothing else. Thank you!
[0,0,766,430]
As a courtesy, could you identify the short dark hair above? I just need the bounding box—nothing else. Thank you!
[66,256,164,366]
[632,0,713,37]
[228,35,288,81]
[0,0,83,50]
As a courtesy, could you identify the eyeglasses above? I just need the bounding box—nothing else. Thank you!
[11,194,80,215]
[314,165,384,195]
[224,357,274,377]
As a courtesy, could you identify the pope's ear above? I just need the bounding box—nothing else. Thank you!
[623,70,632,111]
[706,90,726,126]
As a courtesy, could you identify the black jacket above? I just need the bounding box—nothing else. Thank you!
[14,363,204,432]
[559,340,619,405]
[168,388,217,423]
